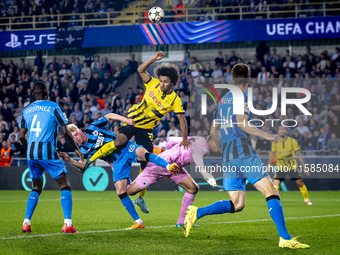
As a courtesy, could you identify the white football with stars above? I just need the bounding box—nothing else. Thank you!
[148,6,164,23]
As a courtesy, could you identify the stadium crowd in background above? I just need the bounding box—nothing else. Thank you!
[1,0,340,31]
[0,45,339,159]
[0,0,134,30]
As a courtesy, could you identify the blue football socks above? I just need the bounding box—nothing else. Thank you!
[147,153,169,168]
[266,195,291,240]
[24,190,40,220]
[197,200,232,219]
[119,193,140,221]
[60,188,73,220]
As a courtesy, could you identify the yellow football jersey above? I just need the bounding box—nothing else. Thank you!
[271,137,300,171]
[126,78,185,129]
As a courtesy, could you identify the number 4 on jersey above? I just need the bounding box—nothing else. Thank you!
[30,114,42,137]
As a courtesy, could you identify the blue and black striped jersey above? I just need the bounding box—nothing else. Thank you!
[80,117,127,163]
[216,90,257,163]
[20,100,68,161]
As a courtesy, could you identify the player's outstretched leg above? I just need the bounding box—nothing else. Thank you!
[86,134,129,169]
[254,176,309,249]
[135,167,148,213]
[296,179,312,205]
[22,188,41,232]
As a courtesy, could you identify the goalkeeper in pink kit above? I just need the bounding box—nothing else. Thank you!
[127,136,220,227]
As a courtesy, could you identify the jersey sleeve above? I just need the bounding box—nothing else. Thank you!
[171,95,185,114]
[9,149,14,158]
[20,113,27,129]
[54,105,68,127]
[91,117,108,128]
[271,142,276,152]
[144,77,159,90]
[80,147,90,160]
[292,138,300,152]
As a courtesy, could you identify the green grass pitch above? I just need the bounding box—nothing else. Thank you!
[1,190,339,255]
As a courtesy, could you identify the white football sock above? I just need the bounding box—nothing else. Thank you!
[23,219,31,225]
[64,219,72,227]
[135,219,143,225]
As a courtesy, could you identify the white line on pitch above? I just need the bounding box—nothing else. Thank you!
[1,214,339,240]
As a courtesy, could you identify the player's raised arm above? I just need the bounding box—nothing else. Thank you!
[60,125,84,161]
[105,113,135,126]
[236,115,279,143]
[137,51,165,83]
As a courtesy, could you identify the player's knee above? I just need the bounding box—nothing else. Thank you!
[32,188,42,195]
[115,134,128,147]
[233,201,245,212]
[192,183,199,194]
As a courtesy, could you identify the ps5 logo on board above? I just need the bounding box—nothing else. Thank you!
[5,33,56,49]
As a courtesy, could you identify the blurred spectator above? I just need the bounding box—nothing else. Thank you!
[189,57,203,71]
[0,140,14,167]
[167,122,179,137]
[89,72,102,94]
[81,62,91,80]
[316,127,328,151]
[71,57,82,80]
[257,66,270,85]
[58,137,73,152]
[129,54,138,74]
[211,65,225,84]
[69,103,83,122]
[91,55,100,75]
[326,133,339,155]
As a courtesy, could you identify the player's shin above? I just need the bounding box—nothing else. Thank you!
[89,141,117,162]
[119,192,143,224]
[266,195,292,240]
[299,184,309,201]
[145,153,168,168]
[177,192,196,224]
[196,200,234,219]
[60,187,73,227]
[24,189,41,225]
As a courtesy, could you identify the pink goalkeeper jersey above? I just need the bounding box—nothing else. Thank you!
[164,136,209,168]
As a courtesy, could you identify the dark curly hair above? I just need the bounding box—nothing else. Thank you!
[154,64,179,85]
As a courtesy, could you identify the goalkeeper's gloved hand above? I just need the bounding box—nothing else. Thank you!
[201,171,217,187]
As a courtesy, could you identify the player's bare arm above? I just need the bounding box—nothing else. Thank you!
[177,114,190,149]
[59,152,87,172]
[105,113,135,126]
[137,51,165,83]
[61,125,84,162]
[19,128,28,148]
[192,150,217,187]
[236,115,279,143]
[296,150,310,176]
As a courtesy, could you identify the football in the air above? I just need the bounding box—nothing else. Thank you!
[148,7,164,23]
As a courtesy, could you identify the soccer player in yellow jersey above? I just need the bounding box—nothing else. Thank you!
[268,126,312,205]
[85,51,190,213]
